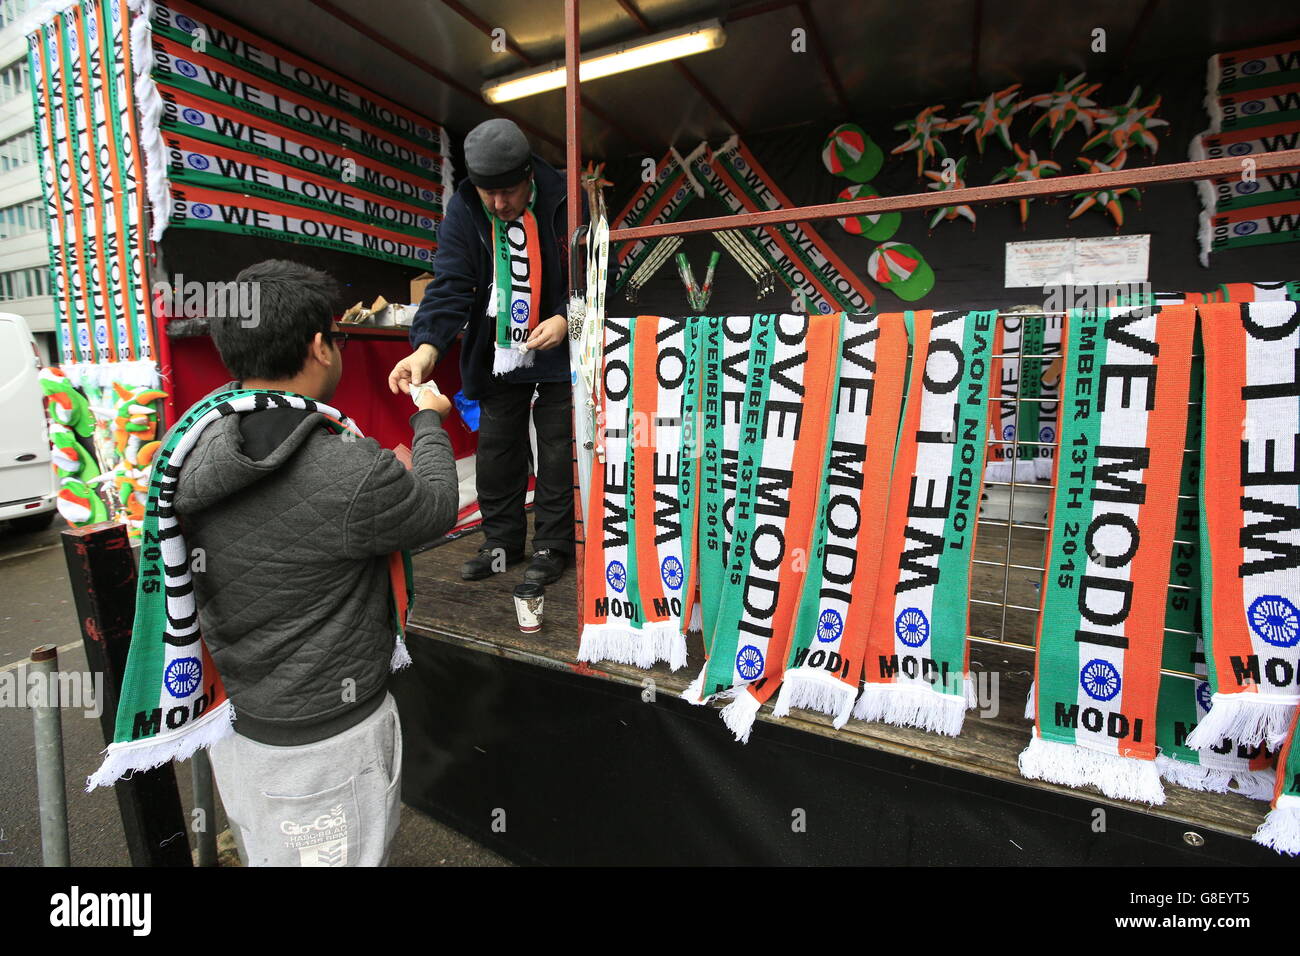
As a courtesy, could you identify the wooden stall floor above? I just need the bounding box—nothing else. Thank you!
[407,519,1268,842]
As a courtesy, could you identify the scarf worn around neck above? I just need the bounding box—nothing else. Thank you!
[488,184,543,376]
[88,387,413,790]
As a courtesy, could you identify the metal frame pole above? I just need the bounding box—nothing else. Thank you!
[565,0,585,640]
[31,644,70,867]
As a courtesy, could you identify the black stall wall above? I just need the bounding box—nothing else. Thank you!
[600,54,1298,317]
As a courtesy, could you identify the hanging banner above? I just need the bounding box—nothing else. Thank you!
[610,146,703,293]
[1208,81,1300,134]
[1021,305,1194,805]
[167,183,435,269]
[691,137,875,314]
[1209,39,1300,96]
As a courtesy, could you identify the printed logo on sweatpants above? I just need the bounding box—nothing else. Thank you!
[280,804,349,867]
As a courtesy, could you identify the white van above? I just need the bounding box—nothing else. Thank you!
[0,312,56,532]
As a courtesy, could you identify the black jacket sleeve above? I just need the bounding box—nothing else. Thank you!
[411,194,479,356]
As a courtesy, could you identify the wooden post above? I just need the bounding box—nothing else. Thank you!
[62,522,192,867]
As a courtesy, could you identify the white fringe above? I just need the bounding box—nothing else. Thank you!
[1024,681,1036,720]
[1254,800,1300,856]
[853,682,970,737]
[720,689,762,744]
[680,668,708,705]
[492,346,536,376]
[390,636,412,671]
[128,0,172,243]
[773,669,857,728]
[687,602,702,633]
[578,622,686,671]
[86,698,235,791]
[1183,694,1297,752]
[1018,734,1166,805]
[1156,754,1276,802]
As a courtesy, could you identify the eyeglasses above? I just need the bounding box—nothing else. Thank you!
[329,329,349,351]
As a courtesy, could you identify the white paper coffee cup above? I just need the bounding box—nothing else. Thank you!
[513,583,544,633]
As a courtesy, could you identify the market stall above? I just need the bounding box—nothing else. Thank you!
[27,0,1300,865]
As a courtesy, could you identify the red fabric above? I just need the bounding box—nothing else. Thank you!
[164,331,478,458]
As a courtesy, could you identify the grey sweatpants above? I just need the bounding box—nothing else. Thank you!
[209,693,403,867]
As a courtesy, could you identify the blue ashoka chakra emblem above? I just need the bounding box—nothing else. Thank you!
[817,608,843,643]
[418,249,430,260]
[192,203,213,219]
[1080,658,1121,702]
[1236,181,1260,194]
[182,107,205,126]
[186,153,209,170]
[1039,426,1054,442]
[1002,424,1015,440]
[1196,680,1213,714]
[418,126,431,139]
[661,556,683,590]
[164,657,202,699]
[511,300,529,323]
[606,560,627,593]
[420,156,432,168]
[1243,59,1266,75]
[175,14,197,31]
[1235,221,1258,235]
[1248,595,1300,648]
[736,644,764,681]
[896,607,929,648]
[1242,99,1265,115]
[175,59,198,78]
[420,216,433,228]
[421,189,433,201]
[1228,142,1253,156]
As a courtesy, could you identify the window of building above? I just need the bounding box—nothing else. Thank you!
[0,58,31,105]
[0,266,51,301]
[0,130,36,173]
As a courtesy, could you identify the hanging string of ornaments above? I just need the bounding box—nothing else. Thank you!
[823,72,1171,300]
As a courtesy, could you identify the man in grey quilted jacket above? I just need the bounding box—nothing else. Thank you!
[171,259,458,866]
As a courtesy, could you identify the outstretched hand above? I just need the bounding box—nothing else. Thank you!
[523,315,568,352]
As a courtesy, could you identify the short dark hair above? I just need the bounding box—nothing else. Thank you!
[209,260,340,380]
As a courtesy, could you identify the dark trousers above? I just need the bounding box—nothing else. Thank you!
[476,380,574,557]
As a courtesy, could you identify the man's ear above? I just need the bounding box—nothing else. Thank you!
[309,331,331,367]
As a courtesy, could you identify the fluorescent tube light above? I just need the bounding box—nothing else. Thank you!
[482,19,726,104]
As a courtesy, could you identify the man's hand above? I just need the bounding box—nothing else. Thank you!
[388,343,439,394]
[415,386,453,420]
[523,315,567,352]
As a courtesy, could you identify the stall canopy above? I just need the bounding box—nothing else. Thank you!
[196,0,1300,164]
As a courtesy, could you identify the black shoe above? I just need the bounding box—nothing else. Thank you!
[461,546,524,581]
[523,549,567,586]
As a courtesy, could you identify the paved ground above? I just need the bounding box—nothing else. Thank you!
[0,518,509,867]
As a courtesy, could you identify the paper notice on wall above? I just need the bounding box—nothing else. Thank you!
[1005,235,1150,287]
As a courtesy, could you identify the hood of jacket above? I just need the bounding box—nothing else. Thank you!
[170,381,330,517]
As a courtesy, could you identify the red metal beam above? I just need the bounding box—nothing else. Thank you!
[609,149,1300,241]
[306,0,563,150]
[434,0,658,155]
[613,0,744,133]
[798,1,848,115]
[728,0,801,21]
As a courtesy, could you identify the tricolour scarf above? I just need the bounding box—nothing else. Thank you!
[489,189,543,376]
[772,312,908,729]
[1257,708,1300,854]
[578,316,688,670]
[715,313,842,742]
[1020,305,1195,805]
[986,312,1063,484]
[1155,350,1277,799]
[1186,302,1300,752]
[88,388,412,789]
[856,309,994,736]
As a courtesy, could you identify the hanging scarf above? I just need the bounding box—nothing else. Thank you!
[1186,301,1300,752]
[677,316,703,635]
[1209,39,1300,97]
[715,313,842,742]
[1208,81,1300,133]
[772,312,908,728]
[88,387,413,789]
[578,316,688,670]
[610,145,704,294]
[488,185,543,376]
[1020,305,1195,805]
[856,309,994,736]
[1155,350,1276,798]
[986,313,1062,483]
[1257,708,1300,854]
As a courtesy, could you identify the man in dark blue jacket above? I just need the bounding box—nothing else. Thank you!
[389,119,573,584]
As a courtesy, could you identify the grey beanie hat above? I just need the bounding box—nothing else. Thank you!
[464,118,532,189]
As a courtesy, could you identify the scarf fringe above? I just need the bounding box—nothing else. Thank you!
[1155,754,1276,802]
[128,0,172,243]
[86,698,235,791]
[1254,802,1300,856]
[720,690,762,744]
[492,346,536,376]
[853,682,971,737]
[390,637,412,671]
[1019,734,1167,805]
[687,602,702,633]
[773,670,857,729]
[1024,681,1036,720]
[578,623,687,671]
[681,668,709,705]
[1183,694,1297,751]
